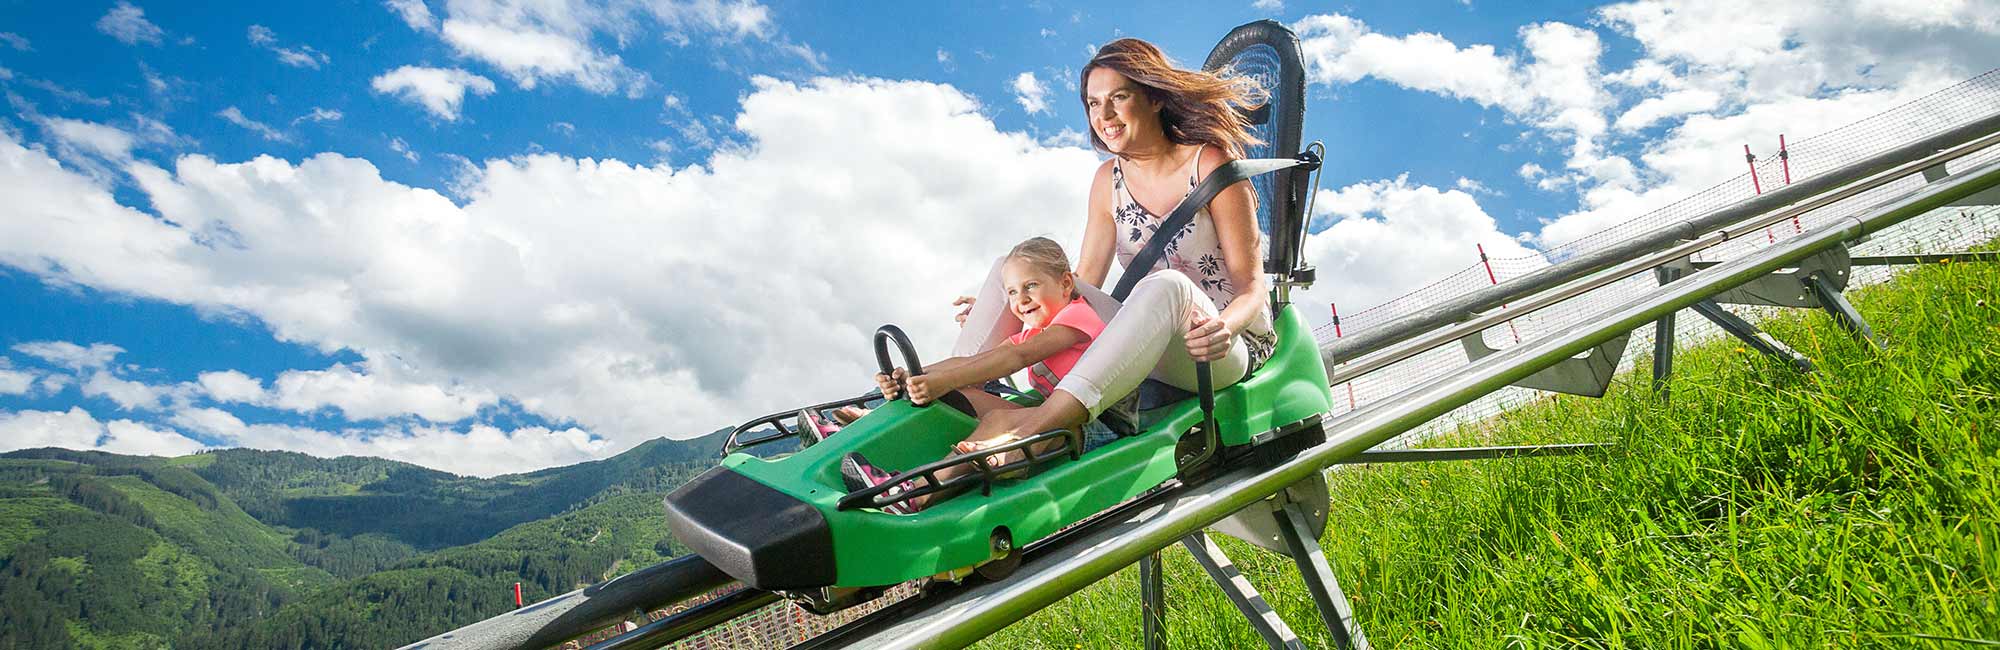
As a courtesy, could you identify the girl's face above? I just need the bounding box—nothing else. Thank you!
[1084,67,1159,154]
[1001,258,1075,330]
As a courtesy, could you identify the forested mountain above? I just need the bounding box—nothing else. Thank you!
[0,430,736,650]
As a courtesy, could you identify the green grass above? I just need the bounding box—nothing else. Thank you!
[983,256,1999,648]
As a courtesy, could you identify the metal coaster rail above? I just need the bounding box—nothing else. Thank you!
[402,106,2000,650]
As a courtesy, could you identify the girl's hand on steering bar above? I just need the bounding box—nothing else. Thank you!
[905,373,940,406]
[876,369,906,400]
[1185,311,1233,362]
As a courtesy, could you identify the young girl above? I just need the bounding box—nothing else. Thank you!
[840,237,1122,513]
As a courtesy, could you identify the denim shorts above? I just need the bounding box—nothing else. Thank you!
[1080,418,1122,453]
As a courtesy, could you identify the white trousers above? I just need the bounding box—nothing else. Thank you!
[951,258,1251,418]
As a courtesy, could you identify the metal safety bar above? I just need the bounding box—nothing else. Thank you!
[815,151,2000,650]
[835,427,1082,511]
[723,391,881,454]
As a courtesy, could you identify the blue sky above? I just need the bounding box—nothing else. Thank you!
[2,1,1994,475]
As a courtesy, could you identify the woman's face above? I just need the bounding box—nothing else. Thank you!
[1084,66,1159,154]
[1001,258,1074,330]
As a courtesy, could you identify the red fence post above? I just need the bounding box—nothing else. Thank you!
[514,582,524,608]
[1478,244,1522,344]
[1747,144,1776,243]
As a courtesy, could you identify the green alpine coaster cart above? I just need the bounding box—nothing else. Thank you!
[663,20,1336,615]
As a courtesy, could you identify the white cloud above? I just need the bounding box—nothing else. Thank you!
[413,0,788,96]
[217,106,290,142]
[438,20,648,95]
[197,370,267,403]
[370,65,497,120]
[269,362,496,422]
[1293,176,1540,316]
[168,406,605,477]
[1253,0,1284,12]
[97,1,164,46]
[389,136,420,162]
[14,341,124,370]
[247,25,331,69]
[1013,71,1050,115]
[0,407,206,457]
[81,373,173,411]
[292,107,345,126]
[0,75,1099,467]
[42,118,140,180]
[0,366,34,395]
[1454,177,1496,195]
[1294,5,2000,254]
[0,32,30,51]
[937,48,956,72]
[386,0,438,32]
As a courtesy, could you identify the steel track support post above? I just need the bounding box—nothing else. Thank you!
[1274,502,1369,650]
[1652,266,1681,396]
[1802,272,1883,348]
[1179,532,1306,650]
[1139,551,1167,650]
[1690,299,1814,372]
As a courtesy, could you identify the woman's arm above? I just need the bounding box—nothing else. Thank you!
[1076,160,1118,289]
[906,326,1089,404]
[1185,153,1268,361]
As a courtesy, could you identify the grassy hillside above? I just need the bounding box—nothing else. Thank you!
[985,256,1999,648]
[0,429,733,649]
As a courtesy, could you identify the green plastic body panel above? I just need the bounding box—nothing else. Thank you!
[716,304,1332,587]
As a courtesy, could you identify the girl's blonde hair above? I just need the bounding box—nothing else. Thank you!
[1080,38,1266,158]
[1007,237,1078,299]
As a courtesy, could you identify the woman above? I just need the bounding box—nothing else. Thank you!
[941,37,1277,449]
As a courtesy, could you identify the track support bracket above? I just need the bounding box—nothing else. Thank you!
[1180,532,1306,650]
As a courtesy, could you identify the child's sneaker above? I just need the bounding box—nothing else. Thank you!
[795,409,838,446]
[840,452,916,514]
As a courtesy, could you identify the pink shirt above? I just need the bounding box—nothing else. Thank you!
[1006,297,1105,395]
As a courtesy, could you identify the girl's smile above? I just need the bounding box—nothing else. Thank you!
[1001,258,1075,330]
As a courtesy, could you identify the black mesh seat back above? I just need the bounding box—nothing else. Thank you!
[1202,20,1309,277]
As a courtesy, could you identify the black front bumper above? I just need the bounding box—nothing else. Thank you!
[663,466,836,591]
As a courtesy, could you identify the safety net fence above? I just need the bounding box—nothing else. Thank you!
[559,69,2000,650]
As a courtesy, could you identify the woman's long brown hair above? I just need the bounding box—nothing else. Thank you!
[1080,37,1265,158]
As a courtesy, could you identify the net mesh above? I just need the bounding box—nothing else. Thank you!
[575,69,2000,650]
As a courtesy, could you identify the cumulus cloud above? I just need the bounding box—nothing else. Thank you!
[269,362,496,422]
[1013,71,1050,115]
[14,341,124,370]
[422,0,781,96]
[0,407,207,457]
[0,362,35,395]
[386,0,438,32]
[168,406,605,477]
[81,373,176,411]
[370,65,496,120]
[217,106,290,142]
[0,75,1099,465]
[97,1,164,46]
[1293,4,2000,254]
[197,370,266,403]
[1293,176,1539,317]
[0,32,30,51]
